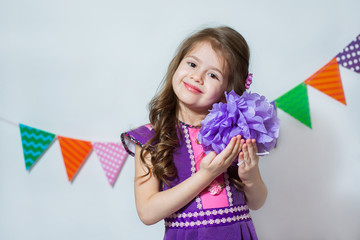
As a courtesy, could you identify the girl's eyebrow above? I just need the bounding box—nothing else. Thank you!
[186,55,224,76]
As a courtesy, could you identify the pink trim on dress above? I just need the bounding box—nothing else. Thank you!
[188,128,229,209]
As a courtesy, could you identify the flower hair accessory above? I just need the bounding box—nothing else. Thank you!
[197,90,280,154]
[245,73,253,90]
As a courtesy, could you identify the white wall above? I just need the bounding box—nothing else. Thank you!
[1,0,359,239]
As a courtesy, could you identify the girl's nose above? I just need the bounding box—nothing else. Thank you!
[190,71,203,84]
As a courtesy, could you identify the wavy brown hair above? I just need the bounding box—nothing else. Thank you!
[140,26,250,190]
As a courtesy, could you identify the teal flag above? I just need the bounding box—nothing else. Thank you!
[19,124,56,170]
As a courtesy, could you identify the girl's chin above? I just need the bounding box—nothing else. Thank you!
[178,101,211,114]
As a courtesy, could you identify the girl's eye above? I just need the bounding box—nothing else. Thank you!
[188,62,196,68]
[209,73,218,80]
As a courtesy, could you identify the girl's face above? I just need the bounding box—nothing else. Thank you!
[172,41,228,115]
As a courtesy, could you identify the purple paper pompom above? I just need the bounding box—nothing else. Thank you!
[198,90,280,154]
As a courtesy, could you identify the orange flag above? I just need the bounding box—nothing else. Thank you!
[58,136,93,182]
[304,57,346,105]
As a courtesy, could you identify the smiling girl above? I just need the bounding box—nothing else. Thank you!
[121,26,267,240]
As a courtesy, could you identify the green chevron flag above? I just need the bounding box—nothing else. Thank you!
[275,82,312,128]
[19,124,56,170]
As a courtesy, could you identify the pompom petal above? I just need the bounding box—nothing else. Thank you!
[248,122,267,134]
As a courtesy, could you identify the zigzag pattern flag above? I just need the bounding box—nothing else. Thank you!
[58,136,93,182]
[19,124,56,170]
[92,142,128,186]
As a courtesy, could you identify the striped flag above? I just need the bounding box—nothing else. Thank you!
[304,57,346,105]
[58,136,92,182]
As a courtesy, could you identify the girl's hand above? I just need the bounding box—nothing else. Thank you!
[237,139,261,186]
[199,136,244,180]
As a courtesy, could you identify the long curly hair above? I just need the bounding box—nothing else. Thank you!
[140,26,250,190]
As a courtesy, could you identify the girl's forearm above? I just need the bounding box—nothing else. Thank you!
[135,137,242,225]
[243,177,267,210]
[136,170,214,225]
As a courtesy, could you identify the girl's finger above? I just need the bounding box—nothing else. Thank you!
[232,136,242,156]
[238,152,245,167]
[252,139,258,153]
[229,136,240,156]
[201,151,217,166]
[247,139,257,159]
[226,136,241,164]
[237,139,245,167]
[218,136,237,160]
[243,141,251,165]
[239,139,245,153]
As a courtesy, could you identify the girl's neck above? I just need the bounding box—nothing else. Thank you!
[177,107,207,127]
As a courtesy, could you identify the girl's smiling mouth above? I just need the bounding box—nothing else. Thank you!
[183,82,203,94]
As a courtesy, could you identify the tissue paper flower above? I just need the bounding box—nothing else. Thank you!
[198,90,280,154]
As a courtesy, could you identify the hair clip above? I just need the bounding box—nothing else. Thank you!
[245,73,253,90]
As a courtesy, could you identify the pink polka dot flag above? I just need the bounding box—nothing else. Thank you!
[92,142,128,186]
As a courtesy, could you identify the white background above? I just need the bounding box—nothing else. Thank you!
[1,0,360,239]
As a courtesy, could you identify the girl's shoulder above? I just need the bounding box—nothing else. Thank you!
[121,124,155,156]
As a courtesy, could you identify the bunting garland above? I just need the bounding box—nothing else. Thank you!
[274,33,359,127]
[16,123,129,185]
[0,33,359,185]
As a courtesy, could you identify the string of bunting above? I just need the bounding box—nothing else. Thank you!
[272,34,360,128]
[18,122,128,186]
[0,33,359,185]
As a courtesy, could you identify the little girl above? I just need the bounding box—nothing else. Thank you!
[121,26,267,240]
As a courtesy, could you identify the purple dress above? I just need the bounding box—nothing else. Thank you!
[121,122,258,240]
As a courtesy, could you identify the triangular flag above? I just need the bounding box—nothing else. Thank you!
[275,83,312,128]
[19,124,56,170]
[58,136,92,182]
[92,142,128,186]
[336,34,360,73]
[304,57,346,105]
